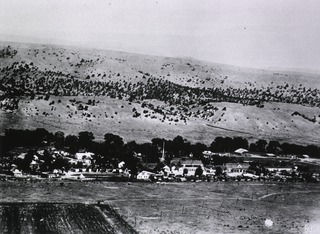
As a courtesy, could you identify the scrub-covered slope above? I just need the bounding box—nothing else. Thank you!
[0,42,319,145]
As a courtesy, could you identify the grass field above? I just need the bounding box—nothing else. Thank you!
[1,96,319,145]
[1,180,320,233]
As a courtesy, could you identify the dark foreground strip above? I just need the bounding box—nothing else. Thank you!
[0,202,138,234]
[98,204,139,234]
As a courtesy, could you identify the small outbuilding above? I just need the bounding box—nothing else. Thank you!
[202,151,216,159]
[234,148,248,155]
[137,171,154,181]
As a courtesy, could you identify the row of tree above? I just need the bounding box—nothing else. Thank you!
[210,137,320,156]
[2,61,320,109]
[2,128,320,160]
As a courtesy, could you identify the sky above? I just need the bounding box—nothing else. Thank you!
[1,0,320,72]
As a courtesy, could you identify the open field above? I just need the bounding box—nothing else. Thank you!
[1,180,320,233]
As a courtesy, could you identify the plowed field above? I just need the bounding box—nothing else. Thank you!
[0,203,137,234]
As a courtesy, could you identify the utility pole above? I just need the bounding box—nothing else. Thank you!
[160,141,165,162]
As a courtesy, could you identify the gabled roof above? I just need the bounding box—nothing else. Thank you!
[234,148,248,154]
[181,159,203,165]
[17,153,27,159]
[170,158,182,165]
[30,160,39,165]
[138,170,154,176]
[76,152,94,156]
[203,151,214,155]
[225,163,250,169]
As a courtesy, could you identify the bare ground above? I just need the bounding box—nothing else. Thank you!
[1,180,320,233]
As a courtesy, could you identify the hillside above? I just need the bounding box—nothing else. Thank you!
[0,41,320,145]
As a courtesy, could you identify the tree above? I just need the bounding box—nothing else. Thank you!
[266,140,281,154]
[34,128,52,145]
[183,168,188,176]
[249,143,258,152]
[223,137,233,152]
[256,139,268,153]
[78,131,95,149]
[137,143,158,163]
[210,137,233,152]
[191,143,207,159]
[171,135,186,157]
[20,149,35,172]
[124,141,138,154]
[215,166,223,176]
[305,145,320,158]
[281,143,303,155]
[195,166,203,177]
[104,133,124,159]
[104,133,124,148]
[232,137,249,151]
[40,149,54,171]
[54,131,65,149]
[52,157,69,171]
[122,141,140,174]
[151,138,165,149]
[65,135,79,153]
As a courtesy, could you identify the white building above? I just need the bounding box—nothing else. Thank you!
[75,152,94,160]
[179,159,204,176]
[225,163,250,176]
[137,171,154,181]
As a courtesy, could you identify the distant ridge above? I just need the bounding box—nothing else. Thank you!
[265,66,320,76]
